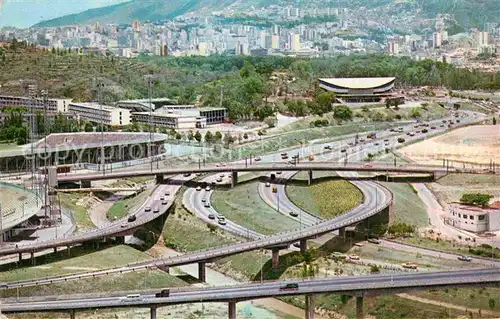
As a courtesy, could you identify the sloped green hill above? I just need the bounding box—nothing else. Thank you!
[33,0,237,27]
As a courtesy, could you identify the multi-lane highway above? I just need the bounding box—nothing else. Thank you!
[3,268,499,313]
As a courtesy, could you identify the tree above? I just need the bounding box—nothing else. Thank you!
[175,133,182,140]
[187,130,194,142]
[51,47,56,54]
[214,131,222,142]
[204,131,213,143]
[489,298,496,310]
[84,122,94,132]
[460,193,492,207]
[315,91,335,116]
[410,107,421,118]
[333,105,353,121]
[194,130,202,143]
[243,132,249,140]
[493,117,497,125]
[385,100,392,109]
[238,134,243,144]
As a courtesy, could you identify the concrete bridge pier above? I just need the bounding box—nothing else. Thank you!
[30,252,35,265]
[156,174,164,184]
[356,296,364,319]
[231,171,238,188]
[198,262,206,282]
[228,301,237,319]
[54,247,57,254]
[307,170,313,185]
[300,239,307,253]
[305,294,315,319]
[150,306,157,319]
[67,245,71,257]
[18,252,22,263]
[272,248,280,268]
[339,227,346,240]
[69,310,76,319]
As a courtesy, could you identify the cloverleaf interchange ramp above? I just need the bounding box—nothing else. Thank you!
[1,179,392,289]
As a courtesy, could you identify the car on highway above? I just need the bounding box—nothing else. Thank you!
[363,164,373,168]
[211,181,216,185]
[205,186,211,191]
[308,155,314,161]
[144,207,152,212]
[431,126,436,129]
[254,157,261,162]
[374,142,380,146]
[397,137,405,143]
[340,149,347,153]
[121,294,142,302]
[204,202,211,208]
[220,174,225,178]
[208,213,215,220]
[401,262,418,269]
[292,154,299,159]
[348,255,360,260]
[165,191,170,196]
[272,187,278,193]
[155,289,170,298]
[265,182,271,187]
[183,173,191,177]
[218,218,227,225]
[162,201,168,205]
[153,208,160,214]
[281,152,287,157]
[440,124,445,127]
[196,186,202,191]
[324,145,332,150]
[160,196,165,201]
[457,255,472,262]
[276,171,282,175]
[216,178,223,183]
[367,238,380,244]
[121,224,128,228]
[289,211,299,217]
[201,198,207,203]
[422,129,428,133]
[279,283,299,291]
[217,214,225,220]
[128,215,137,222]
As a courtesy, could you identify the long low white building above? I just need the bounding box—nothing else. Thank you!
[0,95,72,113]
[445,202,500,233]
[68,102,131,127]
[132,106,227,129]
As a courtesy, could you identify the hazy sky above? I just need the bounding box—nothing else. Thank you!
[0,0,130,28]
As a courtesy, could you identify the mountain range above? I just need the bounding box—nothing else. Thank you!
[32,0,500,29]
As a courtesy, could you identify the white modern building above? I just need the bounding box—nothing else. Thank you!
[132,106,227,129]
[68,102,131,127]
[445,202,500,233]
[0,95,72,113]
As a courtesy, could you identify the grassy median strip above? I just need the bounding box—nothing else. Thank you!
[286,172,362,219]
[211,181,301,235]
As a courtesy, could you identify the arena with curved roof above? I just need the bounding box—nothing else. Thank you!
[319,77,403,103]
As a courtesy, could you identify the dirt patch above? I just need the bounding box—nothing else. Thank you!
[400,125,500,165]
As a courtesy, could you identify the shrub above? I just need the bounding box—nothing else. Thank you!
[370,264,380,273]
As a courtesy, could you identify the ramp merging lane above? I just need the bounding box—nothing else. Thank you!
[2,268,499,313]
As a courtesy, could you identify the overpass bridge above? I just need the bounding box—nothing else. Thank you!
[2,268,499,319]
[54,161,496,187]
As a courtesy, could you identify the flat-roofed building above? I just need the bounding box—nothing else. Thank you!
[0,95,72,113]
[445,202,500,233]
[68,102,131,127]
[318,77,403,103]
[132,106,226,129]
[115,98,175,112]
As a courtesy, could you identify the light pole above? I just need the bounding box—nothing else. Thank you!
[146,75,154,173]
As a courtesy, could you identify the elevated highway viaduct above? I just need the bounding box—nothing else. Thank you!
[2,268,499,319]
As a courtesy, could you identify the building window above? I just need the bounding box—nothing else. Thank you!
[458,214,461,218]
[463,214,467,219]
[469,215,474,220]
[478,215,485,221]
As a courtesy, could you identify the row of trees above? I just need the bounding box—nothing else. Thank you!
[460,193,493,207]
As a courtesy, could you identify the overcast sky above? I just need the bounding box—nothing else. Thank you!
[0,0,129,28]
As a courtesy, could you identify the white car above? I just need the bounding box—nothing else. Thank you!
[218,218,227,225]
[265,182,271,187]
[196,186,202,191]
[205,186,211,191]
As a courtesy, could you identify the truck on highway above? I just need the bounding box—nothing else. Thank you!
[401,262,418,269]
[155,289,170,298]
[127,215,137,222]
[367,132,377,139]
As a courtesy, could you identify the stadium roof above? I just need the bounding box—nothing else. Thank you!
[318,77,396,89]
